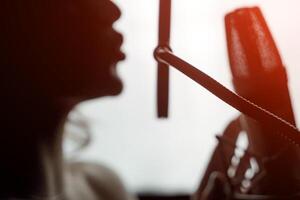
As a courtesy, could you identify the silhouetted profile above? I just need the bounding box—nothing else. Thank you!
[0,0,135,199]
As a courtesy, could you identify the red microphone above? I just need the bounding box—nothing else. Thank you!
[226,7,300,195]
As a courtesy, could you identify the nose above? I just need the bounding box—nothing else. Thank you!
[111,2,121,22]
[104,0,121,24]
[87,0,121,26]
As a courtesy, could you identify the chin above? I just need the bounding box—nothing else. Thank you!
[104,63,124,96]
[74,63,124,100]
[106,76,123,96]
[84,74,123,100]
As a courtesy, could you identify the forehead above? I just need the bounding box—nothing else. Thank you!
[1,0,121,25]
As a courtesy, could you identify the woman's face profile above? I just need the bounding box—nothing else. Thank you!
[67,0,126,99]
[1,0,125,101]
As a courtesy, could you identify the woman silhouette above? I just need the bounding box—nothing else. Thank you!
[0,0,134,199]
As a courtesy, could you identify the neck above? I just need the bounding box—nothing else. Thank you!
[0,96,75,198]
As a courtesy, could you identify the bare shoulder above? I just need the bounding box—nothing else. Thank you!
[65,161,137,200]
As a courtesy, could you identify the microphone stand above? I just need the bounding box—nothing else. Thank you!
[157,0,171,118]
[154,46,300,146]
[155,0,300,199]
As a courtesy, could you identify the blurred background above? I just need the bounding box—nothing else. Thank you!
[64,0,300,196]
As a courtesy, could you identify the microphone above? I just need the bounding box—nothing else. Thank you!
[225,7,300,195]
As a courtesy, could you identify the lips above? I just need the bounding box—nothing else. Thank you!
[116,49,126,61]
[112,31,126,61]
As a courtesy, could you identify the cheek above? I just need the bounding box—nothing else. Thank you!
[38,30,122,98]
[66,62,123,98]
